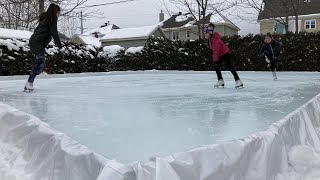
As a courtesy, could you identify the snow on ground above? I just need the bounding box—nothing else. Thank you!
[0,28,32,40]
[276,145,320,180]
[0,140,31,180]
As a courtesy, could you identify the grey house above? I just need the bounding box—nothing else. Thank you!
[194,12,240,36]
[258,0,320,34]
[100,24,166,49]
[71,23,119,47]
[161,11,240,41]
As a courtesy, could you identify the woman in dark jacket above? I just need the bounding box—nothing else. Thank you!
[24,3,62,91]
[259,32,283,80]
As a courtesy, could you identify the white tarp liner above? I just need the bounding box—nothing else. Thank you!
[1,93,320,180]
[0,102,128,180]
[105,94,320,180]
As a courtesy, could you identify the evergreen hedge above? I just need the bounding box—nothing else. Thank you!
[0,32,319,76]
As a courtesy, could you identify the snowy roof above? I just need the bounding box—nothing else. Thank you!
[100,25,162,41]
[78,35,101,47]
[83,24,119,36]
[194,12,240,30]
[0,28,32,39]
[162,13,195,28]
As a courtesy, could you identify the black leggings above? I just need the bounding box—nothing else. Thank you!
[269,57,276,72]
[214,53,239,81]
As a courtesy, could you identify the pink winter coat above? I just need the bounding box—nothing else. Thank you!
[210,32,230,62]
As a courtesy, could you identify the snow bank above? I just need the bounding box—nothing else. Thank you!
[0,140,32,180]
[275,145,320,180]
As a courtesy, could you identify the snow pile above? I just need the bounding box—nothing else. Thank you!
[175,15,190,22]
[275,146,320,180]
[0,140,32,180]
[125,46,144,55]
[98,45,125,58]
[183,20,196,27]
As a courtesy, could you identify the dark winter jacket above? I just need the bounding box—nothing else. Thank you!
[259,40,283,59]
[29,13,62,54]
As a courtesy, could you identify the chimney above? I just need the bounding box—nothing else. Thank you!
[159,10,164,22]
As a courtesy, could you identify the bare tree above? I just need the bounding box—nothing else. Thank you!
[166,0,233,39]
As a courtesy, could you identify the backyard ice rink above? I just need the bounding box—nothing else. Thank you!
[0,71,320,165]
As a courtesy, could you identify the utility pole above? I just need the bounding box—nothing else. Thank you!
[80,11,83,34]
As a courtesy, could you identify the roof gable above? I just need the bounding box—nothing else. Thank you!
[258,0,320,20]
[162,13,195,28]
[194,12,240,30]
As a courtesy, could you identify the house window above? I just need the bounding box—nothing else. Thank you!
[304,0,311,2]
[186,30,190,39]
[273,23,277,32]
[305,20,316,29]
[172,31,180,40]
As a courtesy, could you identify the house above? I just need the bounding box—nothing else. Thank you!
[160,11,240,41]
[258,0,320,34]
[71,22,120,47]
[194,12,240,37]
[100,24,166,49]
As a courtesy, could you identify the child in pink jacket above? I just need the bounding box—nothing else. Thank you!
[204,23,243,88]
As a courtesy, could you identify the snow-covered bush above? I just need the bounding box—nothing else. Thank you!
[1,32,320,75]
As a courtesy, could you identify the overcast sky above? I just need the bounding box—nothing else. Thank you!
[77,0,259,35]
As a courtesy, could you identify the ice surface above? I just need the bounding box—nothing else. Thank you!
[0,71,319,163]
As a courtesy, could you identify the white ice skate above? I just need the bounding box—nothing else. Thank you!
[272,71,277,80]
[24,82,34,92]
[235,79,244,89]
[214,79,224,88]
[265,56,270,64]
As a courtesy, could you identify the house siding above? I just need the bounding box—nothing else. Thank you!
[163,26,199,41]
[260,17,320,34]
[101,29,166,49]
[102,39,148,49]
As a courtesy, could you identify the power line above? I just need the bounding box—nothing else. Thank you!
[77,0,140,9]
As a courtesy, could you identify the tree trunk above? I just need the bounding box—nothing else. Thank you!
[284,15,289,34]
[295,13,299,33]
[39,0,44,16]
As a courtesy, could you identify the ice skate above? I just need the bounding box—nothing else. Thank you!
[265,56,270,64]
[272,71,277,80]
[214,79,224,88]
[24,82,34,92]
[235,79,244,89]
